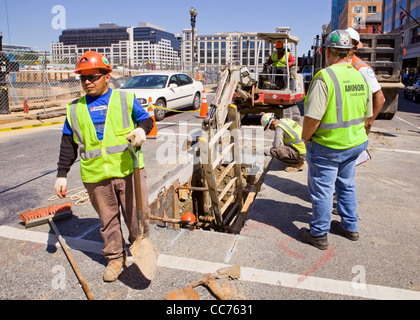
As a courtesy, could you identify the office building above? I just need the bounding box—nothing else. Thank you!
[382,0,420,71]
[181,29,272,74]
[338,0,383,32]
[331,0,348,30]
[51,23,181,69]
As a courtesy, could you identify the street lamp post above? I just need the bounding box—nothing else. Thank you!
[190,7,197,80]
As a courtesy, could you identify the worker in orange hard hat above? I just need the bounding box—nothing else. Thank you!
[55,50,154,282]
[263,40,296,89]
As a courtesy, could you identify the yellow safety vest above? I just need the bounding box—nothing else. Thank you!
[276,118,306,155]
[66,90,145,183]
[305,64,371,149]
[271,51,290,68]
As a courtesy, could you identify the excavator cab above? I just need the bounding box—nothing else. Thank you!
[253,29,305,106]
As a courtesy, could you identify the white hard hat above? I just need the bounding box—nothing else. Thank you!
[345,28,360,43]
[345,27,363,48]
[261,113,276,131]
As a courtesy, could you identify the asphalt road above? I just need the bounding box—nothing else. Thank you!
[0,92,419,306]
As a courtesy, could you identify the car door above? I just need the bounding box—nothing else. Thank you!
[166,75,183,109]
[177,74,196,107]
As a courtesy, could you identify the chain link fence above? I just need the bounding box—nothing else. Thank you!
[0,51,83,115]
[0,50,220,116]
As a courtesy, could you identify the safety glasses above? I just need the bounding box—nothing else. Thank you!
[80,74,105,82]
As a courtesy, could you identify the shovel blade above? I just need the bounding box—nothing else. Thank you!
[166,287,200,300]
[130,237,159,281]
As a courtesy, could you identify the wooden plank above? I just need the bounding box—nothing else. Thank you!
[216,161,236,186]
[199,137,223,225]
[212,142,234,170]
[208,121,233,148]
[228,104,244,211]
[218,176,237,202]
[223,200,241,226]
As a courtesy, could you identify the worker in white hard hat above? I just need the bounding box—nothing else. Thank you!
[261,113,306,172]
[300,30,373,250]
[345,27,385,135]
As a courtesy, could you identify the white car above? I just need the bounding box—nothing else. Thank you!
[120,72,204,121]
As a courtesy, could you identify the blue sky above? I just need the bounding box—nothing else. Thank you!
[0,0,331,56]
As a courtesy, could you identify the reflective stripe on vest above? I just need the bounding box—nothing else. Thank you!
[319,67,370,130]
[271,52,289,68]
[70,91,130,160]
[276,119,306,155]
[352,56,370,71]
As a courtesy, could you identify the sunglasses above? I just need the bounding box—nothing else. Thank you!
[80,74,106,82]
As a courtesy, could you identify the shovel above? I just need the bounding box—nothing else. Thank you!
[128,141,159,281]
[166,265,241,300]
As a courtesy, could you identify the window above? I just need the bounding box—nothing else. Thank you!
[178,74,193,86]
[354,6,363,14]
[368,6,377,14]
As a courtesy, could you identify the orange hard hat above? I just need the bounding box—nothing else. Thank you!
[181,212,196,222]
[75,51,112,74]
[275,41,284,49]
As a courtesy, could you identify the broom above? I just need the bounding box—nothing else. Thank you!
[20,202,94,300]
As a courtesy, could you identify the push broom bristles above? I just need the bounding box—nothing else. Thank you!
[20,202,73,228]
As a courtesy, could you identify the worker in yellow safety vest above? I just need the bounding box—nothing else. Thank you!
[54,51,154,282]
[261,113,306,172]
[264,40,296,89]
[300,30,373,250]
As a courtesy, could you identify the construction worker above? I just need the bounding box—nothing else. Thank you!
[264,40,296,89]
[54,51,154,282]
[345,28,385,135]
[300,30,373,250]
[261,113,306,172]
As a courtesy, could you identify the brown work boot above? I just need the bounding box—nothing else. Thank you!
[103,260,125,282]
[299,228,329,250]
[285,161,305,172]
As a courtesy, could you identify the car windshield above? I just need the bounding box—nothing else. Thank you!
[302,66,312,73]
[122,75,168,89]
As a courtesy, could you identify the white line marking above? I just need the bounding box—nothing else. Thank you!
[1,225,419,300]
[396,116,420,130]
[375,148,420,155]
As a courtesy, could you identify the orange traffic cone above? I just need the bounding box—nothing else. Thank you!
[147,97,158,139]
[199,89,209,118]
[23,99,29,114]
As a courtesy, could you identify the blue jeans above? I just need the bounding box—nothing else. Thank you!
[306,140,369,236]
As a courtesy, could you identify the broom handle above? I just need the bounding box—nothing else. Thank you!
[49,218,94,300]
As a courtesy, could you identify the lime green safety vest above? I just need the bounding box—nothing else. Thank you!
[305,64,371,150]
[276,118,306,155]
[271,51,290,68]
[67,90,145,183]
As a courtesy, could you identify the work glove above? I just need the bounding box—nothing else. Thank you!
[54,178,68,199]
[127,128,146,147]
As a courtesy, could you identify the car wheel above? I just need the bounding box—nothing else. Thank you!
[413,94,418,103]
[154,99,166,121]
[191,92,201,110]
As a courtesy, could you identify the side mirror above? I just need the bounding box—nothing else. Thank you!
[169,83,178,88]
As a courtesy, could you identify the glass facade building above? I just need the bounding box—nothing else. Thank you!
[331,0,348,30]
